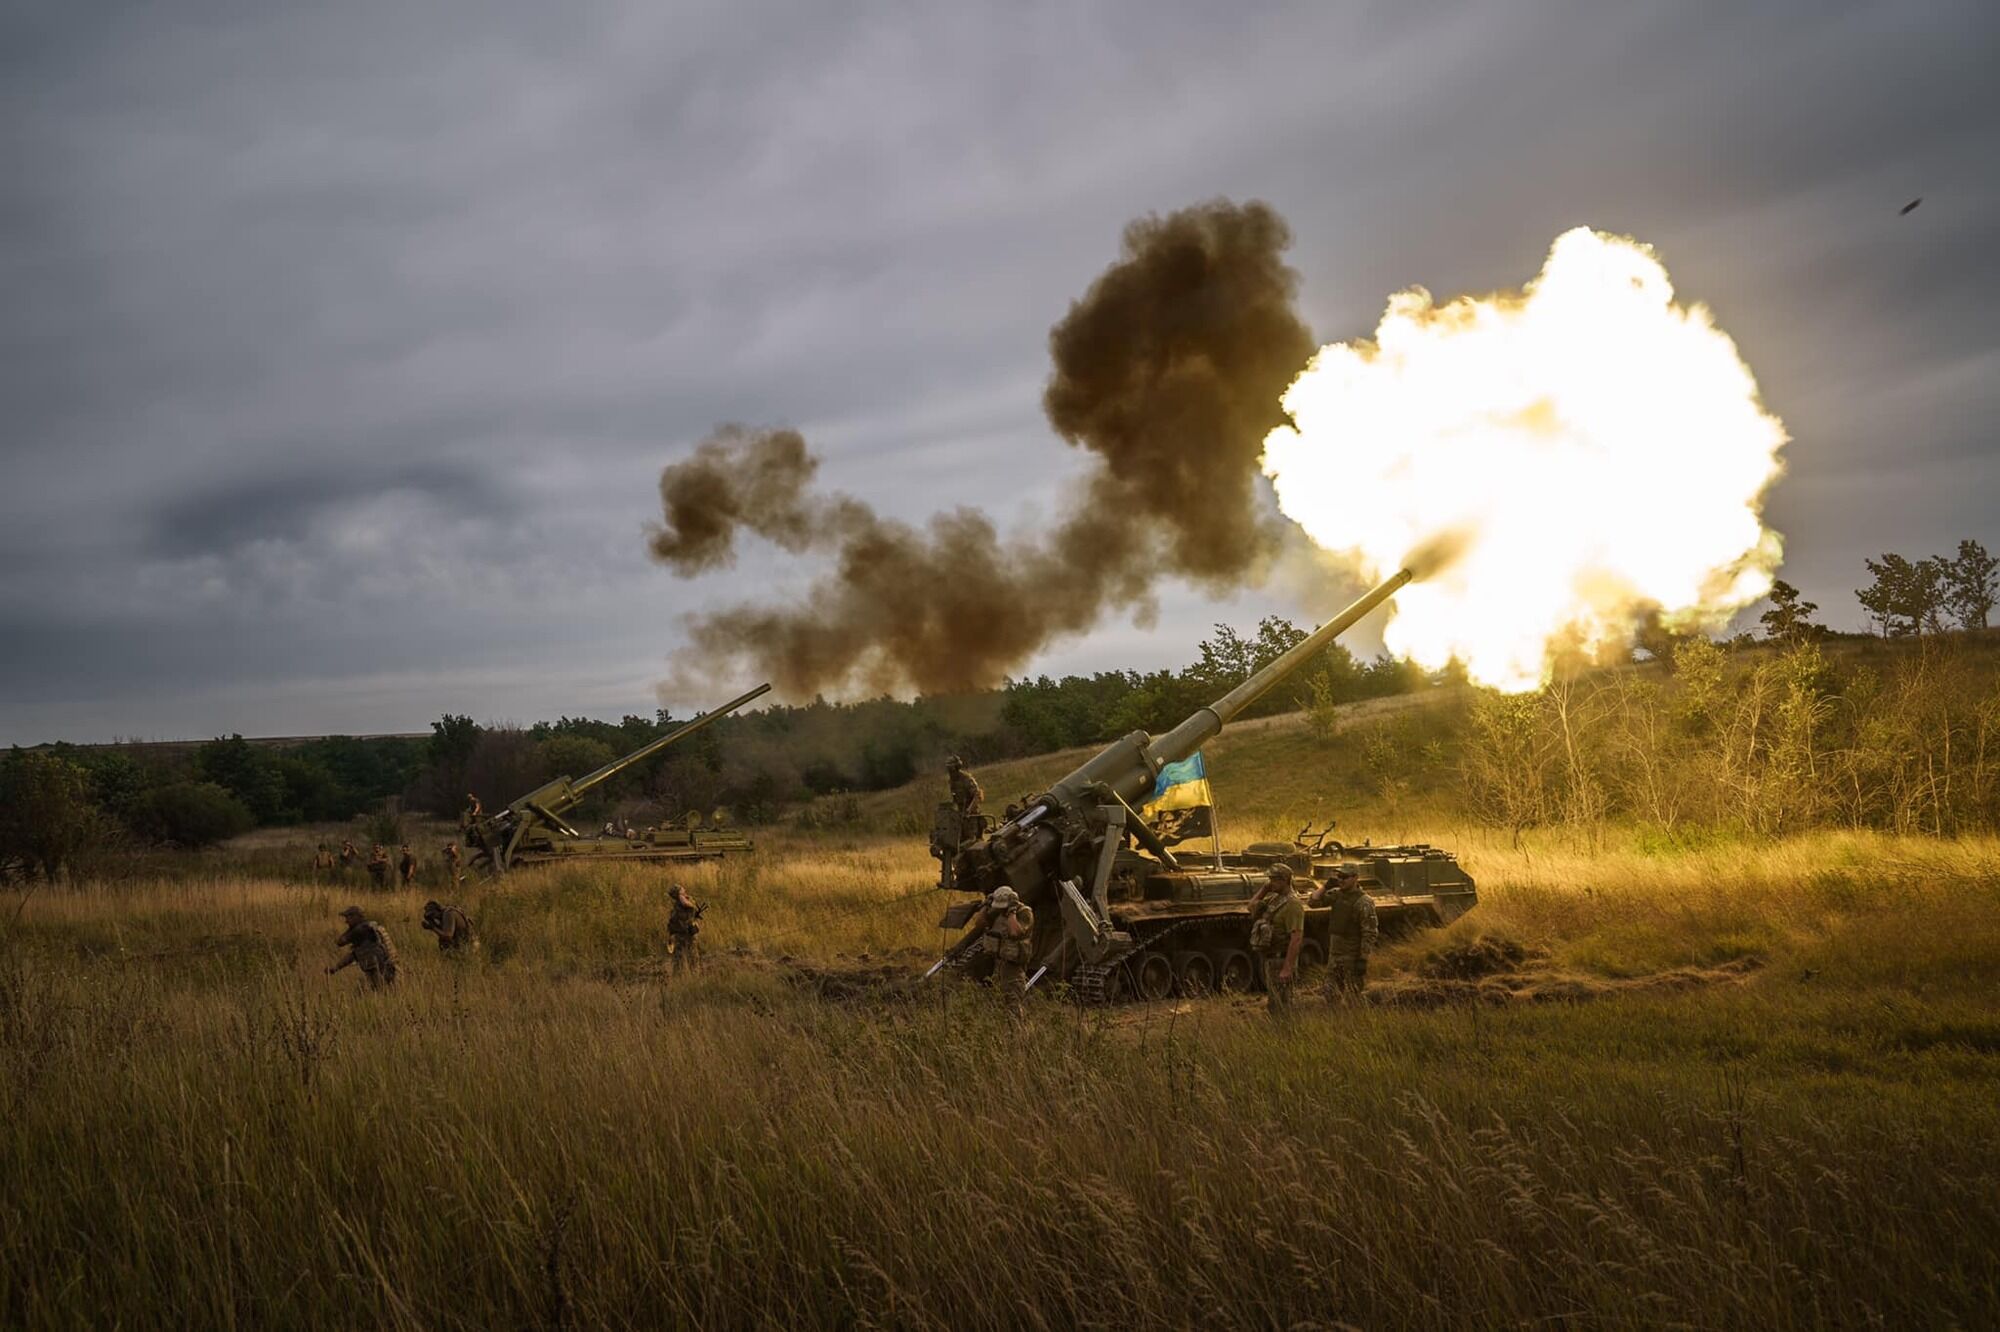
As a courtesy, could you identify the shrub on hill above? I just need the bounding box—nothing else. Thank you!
[130,781,254,848]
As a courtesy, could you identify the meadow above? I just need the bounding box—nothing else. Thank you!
[5,707,2000,1328]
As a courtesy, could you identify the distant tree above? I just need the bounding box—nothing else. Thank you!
[1943,539,1997,631]
[0,749,103,878]
[130,781,252,848]
[428,714,480,797]
[194,735,297,824]
[1758,580,1823,642]
[1857,553,1948,636]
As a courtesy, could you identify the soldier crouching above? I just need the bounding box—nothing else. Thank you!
[328,906,399,988]
[421,899,477,953]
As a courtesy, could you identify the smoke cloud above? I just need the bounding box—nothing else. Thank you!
[649,199,1315,697]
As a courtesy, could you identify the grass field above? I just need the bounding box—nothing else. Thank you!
[6,707,2000,1327]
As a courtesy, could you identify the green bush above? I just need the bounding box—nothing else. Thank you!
[0,749,103,877]
[130,781,253,848]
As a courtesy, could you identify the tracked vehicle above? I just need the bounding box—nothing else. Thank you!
[928,569,1476,1000]
[468,684,769,874]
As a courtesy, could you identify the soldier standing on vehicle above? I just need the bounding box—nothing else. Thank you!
[441,841,463,887]
[1310,866,1379,999]
[667,883,703,975]
[946,756,983,819]
[1250,864,1306,1017]
[461,793,483,832]
[366,844,390,889]
[397,844,417,887]
[967,884,1034,1006]
[327,906,399,988]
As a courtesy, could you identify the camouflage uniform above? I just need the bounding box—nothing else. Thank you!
[421,900,477,952]
[366,846,389,889]
[980,886,1035,1005]
[339,841,359,872]
[329,908,399,988]
[397,846,417,887]
[667,885,702,974]
[1253,868,1306,1016]
[946,759,984,818]
[1312,870,1379,999]
[441,842,463,887]
[461,794,483,832]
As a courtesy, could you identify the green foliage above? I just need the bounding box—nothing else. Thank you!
[0,749,103,878]
[1944,539,1997,631]
[1757,579,1822,641]
[1857,551,1948,636]
[194,735,297,824]
[129,781,253,847]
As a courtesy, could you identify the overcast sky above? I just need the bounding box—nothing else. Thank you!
[3,0,1995,744]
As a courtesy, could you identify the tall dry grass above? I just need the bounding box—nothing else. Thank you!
[5,826,2000,1326]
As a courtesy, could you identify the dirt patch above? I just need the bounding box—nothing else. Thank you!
[1373,956,1764,1009]
[1415,934,1545,981]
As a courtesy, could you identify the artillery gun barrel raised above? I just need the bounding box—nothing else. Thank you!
[1038,567,1415,818]
[474,682,771,872]
[568,682,772,799]
[930,563,1476,997]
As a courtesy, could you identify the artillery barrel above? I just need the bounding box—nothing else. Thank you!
[568,682,772,798]
[1146,567,1413,767]
[1034,568,1415,817]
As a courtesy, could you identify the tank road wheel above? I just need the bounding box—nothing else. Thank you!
[1213,949,1255,995]
[1298,939,1325,977]
[1134,951,1174,1002]
[1174,951,1215,997]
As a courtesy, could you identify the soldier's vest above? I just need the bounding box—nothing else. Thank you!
[1324,890,1371,941]
[987,906,1033,964]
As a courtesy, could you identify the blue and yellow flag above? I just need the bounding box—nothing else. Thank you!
[1142,751,1215,845]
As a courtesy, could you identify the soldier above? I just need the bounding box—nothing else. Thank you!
[327,906,399,988]
[603,820,619,838]
[338,839,360,873]
[946,756,983,819]
[366,844,390,889]
[397,843,417,887]
[667,883,704,975]
[311,842,336,874]
[441,841,463,887]
[461,792,483,832]
[1249,864,1306,1017]
[969,884,1034,1005]
[1309,865,1379,1000]
[421,899,477,953]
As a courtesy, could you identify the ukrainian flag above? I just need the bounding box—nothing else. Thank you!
[1141,751,1215,845]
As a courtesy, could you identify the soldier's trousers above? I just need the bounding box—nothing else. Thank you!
[1261,958,1295,1015]
[361,961,397,989]
[669,934,696,974]
[991,958,1025,1006]
[1325,954,1368,1000]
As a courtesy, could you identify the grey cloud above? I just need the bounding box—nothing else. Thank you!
[3,0,1997,743]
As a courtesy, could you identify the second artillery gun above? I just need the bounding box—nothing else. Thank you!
[929,569,1475,1001]
[467,683,770,874]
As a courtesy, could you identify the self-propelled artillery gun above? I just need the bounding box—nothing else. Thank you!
[467,683,770,874]
[928,570,1475,1001]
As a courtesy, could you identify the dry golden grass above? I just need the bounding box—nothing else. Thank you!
[6,702,2000,1326]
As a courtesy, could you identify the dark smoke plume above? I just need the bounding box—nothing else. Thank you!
[649,199,1315,698]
